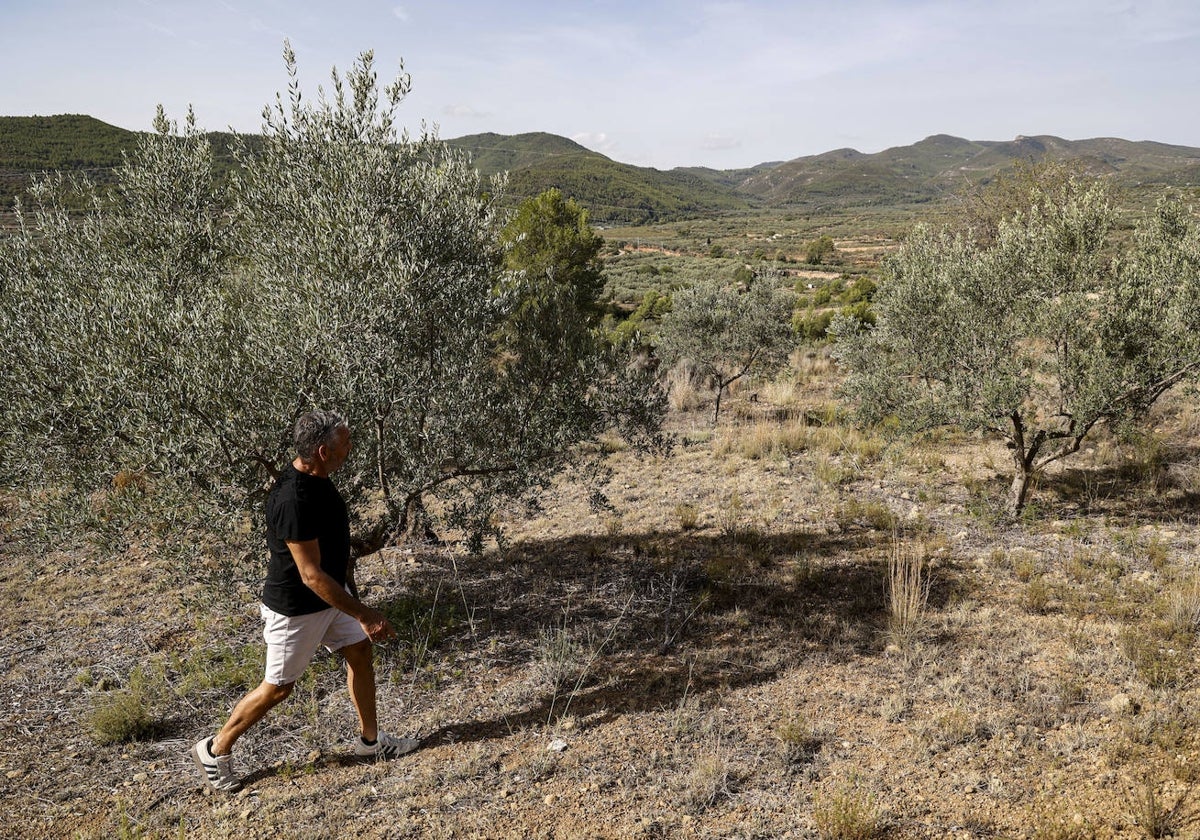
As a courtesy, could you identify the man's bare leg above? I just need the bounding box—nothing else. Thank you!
[341,639,378,742]
[211,681,294,755]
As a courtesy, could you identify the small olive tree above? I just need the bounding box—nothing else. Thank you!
[657,270,795,423]
[832,175,1200,514]
[0,46,664,576]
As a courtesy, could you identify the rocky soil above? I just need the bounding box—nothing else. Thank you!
[4,383,1200,839]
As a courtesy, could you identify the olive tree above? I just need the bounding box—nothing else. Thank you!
[832,175,1200,514]
[0,46,664,574]
[657,270,795,423]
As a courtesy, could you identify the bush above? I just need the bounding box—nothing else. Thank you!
[91,687,156,745]
[805,235,837,265]
[794,309,834,341]
[813,779,886,839]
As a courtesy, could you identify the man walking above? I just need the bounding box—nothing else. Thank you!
[192,410,418,793]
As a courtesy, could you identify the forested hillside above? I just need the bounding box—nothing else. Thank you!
[4,115,1199,218]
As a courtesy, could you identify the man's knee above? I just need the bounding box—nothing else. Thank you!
[262,680,295,703]
[340,639,374,668]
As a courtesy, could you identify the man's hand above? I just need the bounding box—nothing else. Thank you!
[286,539,396,642]
[358,607,396,643]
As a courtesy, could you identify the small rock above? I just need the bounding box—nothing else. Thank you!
[6,770,23,780]
[306,749,321,763]
[1106,693,1133,715]
[547,739,569,753]
[239,807,254,821]
[132,772,148,783]
[543,794,556,806]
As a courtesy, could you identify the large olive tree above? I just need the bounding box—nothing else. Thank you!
[832,175,1200,514]
[0,46,664,573]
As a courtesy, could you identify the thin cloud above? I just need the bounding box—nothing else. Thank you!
[572,132,620,156]
[392,6,409,22]
[443,104,487,118]
[701,134,741,151]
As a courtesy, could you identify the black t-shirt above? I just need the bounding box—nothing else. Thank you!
[262,463,351,616]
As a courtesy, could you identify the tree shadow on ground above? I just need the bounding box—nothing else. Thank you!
[376,521,968,747]
[1043,450,1200,524]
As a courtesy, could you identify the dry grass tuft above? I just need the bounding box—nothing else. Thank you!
[1118,626,1187,690]
[673,502,700,530]
[532,626,590,696]
[666,360,704,412]
[678,741,733,813]
[1158,575,1200,637]
[1125,777,1196,839]
[812,778,886,840]
[886,535,929,652]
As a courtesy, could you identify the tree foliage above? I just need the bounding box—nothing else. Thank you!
[607,289,672,348]
[805,234,837,265]
[0,46,665,577]
[951,159,1097,248]
[657,271,795,423]
[832,173,1200,513]
[500,188,605,320]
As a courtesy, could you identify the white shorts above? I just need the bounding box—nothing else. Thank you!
[260,602,368,686]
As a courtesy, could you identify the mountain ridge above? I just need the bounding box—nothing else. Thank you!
[3,114,1199,222]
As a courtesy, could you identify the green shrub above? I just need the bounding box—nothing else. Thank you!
[813,779,886,839]
[842,277,877,304]
[805,235,837,265]
[91,689,155,745]
[794,309,834,340]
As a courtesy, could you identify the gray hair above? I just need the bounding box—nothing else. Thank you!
[294,410,349,461]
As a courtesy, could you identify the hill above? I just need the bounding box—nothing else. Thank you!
[4,115,1199,220]
[446,132,753,223]
[736,134,1200,208]
[0,116,255,211]
[0,115,139,209]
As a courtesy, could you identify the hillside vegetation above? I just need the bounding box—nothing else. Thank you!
[4,115,1199,221]
[736,134,1200,208]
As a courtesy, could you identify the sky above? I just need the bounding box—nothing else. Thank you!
[3,0,1199,170]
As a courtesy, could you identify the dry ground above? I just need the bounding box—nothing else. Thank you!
[5,354,1200,839]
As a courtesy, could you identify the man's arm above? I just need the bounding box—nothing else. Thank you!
[286,539,395,642]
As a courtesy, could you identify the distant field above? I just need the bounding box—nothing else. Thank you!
[598,208,910,305]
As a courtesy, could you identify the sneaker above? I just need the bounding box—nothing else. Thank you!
[191,737,242,793]
[354,732,420,760]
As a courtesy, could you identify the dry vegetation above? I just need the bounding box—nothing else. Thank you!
[5,348,1200,839]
